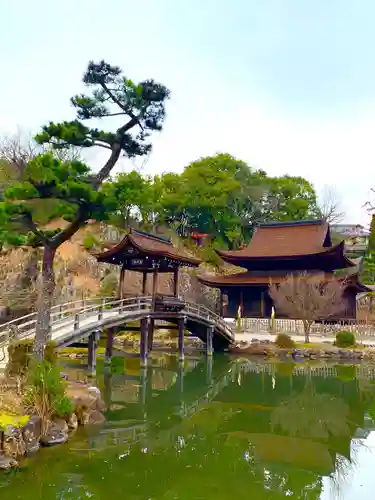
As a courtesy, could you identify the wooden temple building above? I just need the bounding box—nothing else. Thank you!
[96,228,201,301]
[94,230,209,363]
[198,220,370,320]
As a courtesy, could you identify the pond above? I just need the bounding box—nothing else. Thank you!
[2,353,375,499]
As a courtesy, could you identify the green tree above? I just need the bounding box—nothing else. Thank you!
[157,153,267,248]
[1,60,170,358]
[102,170,154,228]
[262,175,320,222]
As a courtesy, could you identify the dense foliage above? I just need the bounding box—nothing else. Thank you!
[104,154,320,249]
[335,330,356,348]
[275,333,296,349]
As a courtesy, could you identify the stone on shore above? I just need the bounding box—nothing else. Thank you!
[22,416,42,455]
[2,425,26,459]
[40,422,68,447]
[66,382,106,426]
[0,453,18,470]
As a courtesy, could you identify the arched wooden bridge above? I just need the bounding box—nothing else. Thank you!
[0,296,234,368]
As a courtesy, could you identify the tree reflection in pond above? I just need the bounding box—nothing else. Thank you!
[1,356,375,499]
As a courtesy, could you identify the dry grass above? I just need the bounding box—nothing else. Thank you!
[0,378,24,416]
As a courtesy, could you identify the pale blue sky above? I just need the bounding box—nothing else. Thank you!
[2,0,375,225]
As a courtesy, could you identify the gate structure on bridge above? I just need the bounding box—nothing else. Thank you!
[95,229,203,366]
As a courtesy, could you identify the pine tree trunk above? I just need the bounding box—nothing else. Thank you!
[34,245,56,360]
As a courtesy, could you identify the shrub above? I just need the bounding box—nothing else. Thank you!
[7,339,34,376]
[44,341,57,365]
[83,234,99,251]
[275,334,296,349]
[53,394,74,418]
[335,331,356,348]
[0,414,29,430]
[7,339,58,377]
[24,361,72,434]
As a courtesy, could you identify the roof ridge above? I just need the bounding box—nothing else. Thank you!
[257,219,324,228]
[130,228,172,245]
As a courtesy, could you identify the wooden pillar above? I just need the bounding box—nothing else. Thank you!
[173,268,179,297]
[140,317,149,366]
[88,330,99,376]
[178,316,186,361]
[142,272,147,295]
[152,269,158,310]
[219,291,224,317]
[148,318,155,352]
[105,328,114,365]
[118,266,125,299]
[206,325,214,357]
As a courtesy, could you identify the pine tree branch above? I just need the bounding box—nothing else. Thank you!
[92,141,112,150]
[51,206,88,247]
[18,213,50,245]
[100,82,144,131]
[93,116,138,185]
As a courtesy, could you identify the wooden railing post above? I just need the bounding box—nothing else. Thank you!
[98,299,104,321]
[74,313,79,331]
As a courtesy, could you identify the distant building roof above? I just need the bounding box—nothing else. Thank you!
[331,224,370,237]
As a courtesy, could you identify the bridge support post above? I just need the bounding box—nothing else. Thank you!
[140,317,149,367]
[148,319,155,353]
[105,328,114,365]
[178,316,186,361]
[88,330,100,376]
[206,325,214,357]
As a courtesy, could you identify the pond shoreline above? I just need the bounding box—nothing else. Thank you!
[230,340,375,361]
[0,381,106,471]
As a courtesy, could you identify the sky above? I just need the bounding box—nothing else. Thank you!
[1,0,375,226]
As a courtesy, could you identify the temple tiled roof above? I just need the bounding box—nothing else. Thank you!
[95,229,201,267]
[198,272,286,287]
[218,220,334,259]
[199,269,371,292]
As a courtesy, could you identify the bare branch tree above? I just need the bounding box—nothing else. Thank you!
[318,185,345,224]
[269,273,346,343]
[0,129,81,183]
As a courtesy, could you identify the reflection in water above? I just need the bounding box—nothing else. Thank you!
[2,355,375,499]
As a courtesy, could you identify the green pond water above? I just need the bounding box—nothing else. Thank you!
[2,353,375,499]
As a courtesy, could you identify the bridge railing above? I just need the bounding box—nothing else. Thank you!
[183,301,234,340]
[0,295,233,349]
[0,296,143,348]
[53,297,153,345]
